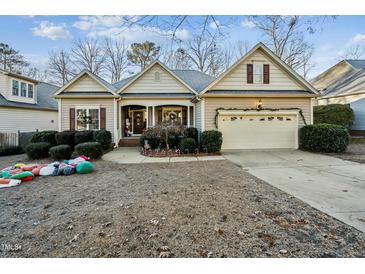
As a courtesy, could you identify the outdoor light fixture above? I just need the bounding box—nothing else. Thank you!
[257,99,263,110]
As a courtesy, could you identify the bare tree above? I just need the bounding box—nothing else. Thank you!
[23,67,48,82]
[71,38,105,75]
[338,45,365,60]
[236,40,251,58]
[104,38,128,83]
[48,50,76,85]
[250,16,315,76]
[127,41,160,70]
[0,43,29,72]
[161,47,192,70]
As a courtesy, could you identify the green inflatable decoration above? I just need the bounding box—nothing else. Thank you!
[10,171,34,180]
[1,170,11,178]
[76,161,94,174]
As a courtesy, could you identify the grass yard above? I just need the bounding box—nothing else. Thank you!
[0,154,365,258]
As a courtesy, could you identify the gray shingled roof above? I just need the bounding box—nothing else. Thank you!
[112,69,215,93]
[346,60,365,70]
[0,82,59,111]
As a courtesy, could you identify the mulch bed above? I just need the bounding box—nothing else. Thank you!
[0,154,365,258]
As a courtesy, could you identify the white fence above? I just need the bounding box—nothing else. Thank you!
[0,132,19,146]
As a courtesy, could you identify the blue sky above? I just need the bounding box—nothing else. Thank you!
[1,15,365,78]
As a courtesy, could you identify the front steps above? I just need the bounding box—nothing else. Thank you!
[118,137,139,147]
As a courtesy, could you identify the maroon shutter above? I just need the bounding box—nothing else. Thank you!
[263,64,270,84]
[182,107,187,126]
[100,108,106,129]
[157,108,162,125]
[247,64,253,84]
[69,108,75,130]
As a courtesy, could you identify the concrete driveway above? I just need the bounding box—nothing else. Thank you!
[223,149,365,232]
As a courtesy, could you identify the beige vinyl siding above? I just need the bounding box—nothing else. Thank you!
[60,98,115,137]
[123,64,192,94]
[0,107,58,133]
[204,97,311,130]
[211,49,304,91]
[66,75,107,92]
[0,73,9,98]
[195,101,202,132]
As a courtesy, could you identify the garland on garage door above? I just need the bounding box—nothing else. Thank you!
[214,107,307,129]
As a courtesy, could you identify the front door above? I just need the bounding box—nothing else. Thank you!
[133,111,144,134]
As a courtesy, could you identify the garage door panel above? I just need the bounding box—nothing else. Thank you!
[218,114,298,149]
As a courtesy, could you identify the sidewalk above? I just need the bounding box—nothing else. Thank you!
[102,147,225,164]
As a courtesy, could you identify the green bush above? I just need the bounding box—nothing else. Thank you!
[299,123,350,153]
[140,127,162,149]
[179,138,197,153]
[0,145,24,157]
[75,142,103,159]
[25,142,51,159]
[167,125,184,148]
[200,130,223,153]
[49,145,72,160]
[93,129,112,150]
[74,130,94,146]
[314,104,354,128]
[184,127,199,143]
[30,130,57,146]
[56,130,76,147]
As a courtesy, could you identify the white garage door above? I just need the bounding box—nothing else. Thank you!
[218,112,298,150]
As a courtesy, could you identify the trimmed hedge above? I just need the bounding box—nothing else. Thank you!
[140,128,162,149]
[93,129,112,150]
[179,138,197,153]
[299,123,350,153]
[184,127,199,143]
[30,130,57,146]
[75,142,103,159]
[314,104,354,128]
[56,130,76,147]
[49,145,72,160]
[25,142,51,159]
[200,130,223,153]
[74,130,94,146]
[0,145,24,157]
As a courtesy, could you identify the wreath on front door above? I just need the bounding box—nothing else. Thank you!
[168,111,177,121]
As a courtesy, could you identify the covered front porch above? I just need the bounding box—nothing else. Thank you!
[119,100,195,138]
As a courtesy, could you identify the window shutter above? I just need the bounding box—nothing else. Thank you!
[182,108,187,126]
[263,64,270,84]
[247,64,253,84]
[157,108,162,124]
[69,108,75,130]
[100,108,106,129]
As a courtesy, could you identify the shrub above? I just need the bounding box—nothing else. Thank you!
[140,127,162,149]
[25,142,51,159]
[0,145,24,157]
[49,145,72,160]
[200,130,223,153]
[299,123,350,153]
[56,130,76,147]
[184,127,199,143]
[30,130,57,146]
[179,138,197,153]
[167,125,184,148]
[75,142,103,159]
[314,104,354,128]
[74,130,94,146]
[93,129,112,150]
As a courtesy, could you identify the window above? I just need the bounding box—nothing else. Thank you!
[20,82,27,97]
[12,80,19,96]
[28,84,33,98]
[76,108,100,130]
[154,71,160,82]
[253,63,263,84]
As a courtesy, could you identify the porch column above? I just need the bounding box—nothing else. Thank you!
[152,106,156,126]
[187,106,190,128]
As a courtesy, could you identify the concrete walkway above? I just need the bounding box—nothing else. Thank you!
[223,149,365,233]
[102,147,225,164]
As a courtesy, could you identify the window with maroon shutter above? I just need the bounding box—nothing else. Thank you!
[100,108,106,129]
[247,64,253,84]
[69,108,75,130]
[263,64,270,84]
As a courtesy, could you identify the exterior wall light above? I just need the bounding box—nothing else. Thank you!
[257,99,263,110]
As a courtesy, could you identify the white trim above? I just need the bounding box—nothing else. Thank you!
[152,106,156,126]
[310,98,314,124]
[113,99,118,146]
[58,99,62,132]
[199,42,318,96]
[187,105,190,127]
[201,98,205,131]
[117,60,198,95]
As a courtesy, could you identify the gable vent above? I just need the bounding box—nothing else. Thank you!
[154,71,161,82]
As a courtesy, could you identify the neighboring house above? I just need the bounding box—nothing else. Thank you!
[312,60,365,130]
[0,69,59,133]
[53,42,318,150]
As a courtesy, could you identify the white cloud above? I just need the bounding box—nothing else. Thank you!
[32,21,72,40]
[209,20,221,29]
[73,15,124,31]
[240,19,256,29]
[347,33,365,46]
